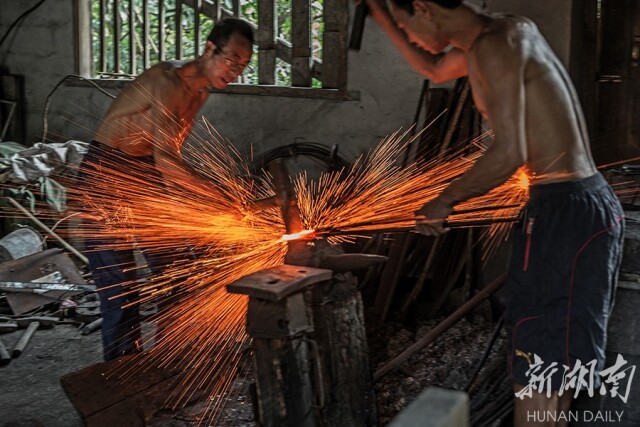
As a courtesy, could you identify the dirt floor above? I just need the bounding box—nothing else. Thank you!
[0,302,504,427]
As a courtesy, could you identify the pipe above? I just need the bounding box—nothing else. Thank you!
[5,197,89,265]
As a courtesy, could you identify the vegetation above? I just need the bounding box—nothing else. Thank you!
[91,0,324,87]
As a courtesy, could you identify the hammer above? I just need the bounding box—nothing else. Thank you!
[349,2,370,51]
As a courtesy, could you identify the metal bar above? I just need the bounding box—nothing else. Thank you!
[319,218,518,237]
[114,0,121,72]
[12,321,39,358]
[374,272,507,381]
[99,0,107,73]
[188,0,324,73]
[0,282,96,292]
[176,0,183,60]
[257,0,277,84]
[194,0,201,56]
[143,0,150,68]
[291,0,312,86]
[129,0,136,74]
[0,338,10,366]
[5,198,89,265]
[215,0,222,21]
[232,0,240,17]
[159,0,165,61]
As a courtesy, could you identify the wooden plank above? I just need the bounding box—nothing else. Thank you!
[595,0,633,164]
[257,0,277,85]
[627,1,640,159]
[322,0,349,88]
[60,355,185,426]
[291,0,311,86]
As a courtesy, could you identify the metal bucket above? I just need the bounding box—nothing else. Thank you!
[0,227,44,263]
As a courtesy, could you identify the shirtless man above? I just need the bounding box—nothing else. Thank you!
[78,18,254,361]
[364,0,625,425]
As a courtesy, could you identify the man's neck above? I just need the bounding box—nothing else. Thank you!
[175,61,207,94]
[446,7,490,52]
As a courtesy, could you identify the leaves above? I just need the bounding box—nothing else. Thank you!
[91,0,325,86]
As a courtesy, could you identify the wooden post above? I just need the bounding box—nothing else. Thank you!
[322,0,349,88]
[258,0,277,85]
[292,0,312,86]
[309,272,378,426]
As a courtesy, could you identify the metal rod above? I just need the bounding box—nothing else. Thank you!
[0,338,11,366]
[5,198,89,265]
[114,0,121,72]
[12,321,39,358]
[129,0,136,74]
[319,216,520,237]
[373,272,506,381]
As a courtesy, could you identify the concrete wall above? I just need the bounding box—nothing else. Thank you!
[0,0,574,162]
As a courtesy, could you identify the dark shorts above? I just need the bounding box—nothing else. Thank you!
[77,140,158,183]
[505,173,624,390]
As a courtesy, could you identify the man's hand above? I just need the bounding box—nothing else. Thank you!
[414,198,454,236]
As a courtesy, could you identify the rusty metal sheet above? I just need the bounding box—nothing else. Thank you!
[0,248,88,314]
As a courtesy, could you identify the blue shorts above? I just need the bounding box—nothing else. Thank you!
[505,173,624,390]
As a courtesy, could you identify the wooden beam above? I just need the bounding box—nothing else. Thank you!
[322,0,348,88]
[183,0,324,78]
[257,0,277,85]
[292,0,312,86]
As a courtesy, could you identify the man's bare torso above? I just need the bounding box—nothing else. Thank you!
[467,14,597,184]
[94,62,208,157]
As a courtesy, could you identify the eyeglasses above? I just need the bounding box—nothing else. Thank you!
[220,50,249,74]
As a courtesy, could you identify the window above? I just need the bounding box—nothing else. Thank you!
[87,0,349,90]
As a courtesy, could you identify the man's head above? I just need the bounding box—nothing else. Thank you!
[387,0,462,54]
[202,18,254,89]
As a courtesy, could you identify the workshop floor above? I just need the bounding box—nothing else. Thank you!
[0,322,256,427]
[0,313,501,427]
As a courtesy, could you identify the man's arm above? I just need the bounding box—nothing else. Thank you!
[365,0,467,83]
[416,31,528,234]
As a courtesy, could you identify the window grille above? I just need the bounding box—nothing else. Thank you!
[89,0,348,89]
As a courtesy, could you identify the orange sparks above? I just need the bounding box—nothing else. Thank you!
[1,99,531,426]
[280,229,316,242]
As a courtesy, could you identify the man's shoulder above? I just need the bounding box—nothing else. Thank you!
[136,62,179,80]
[471,14,538,58]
